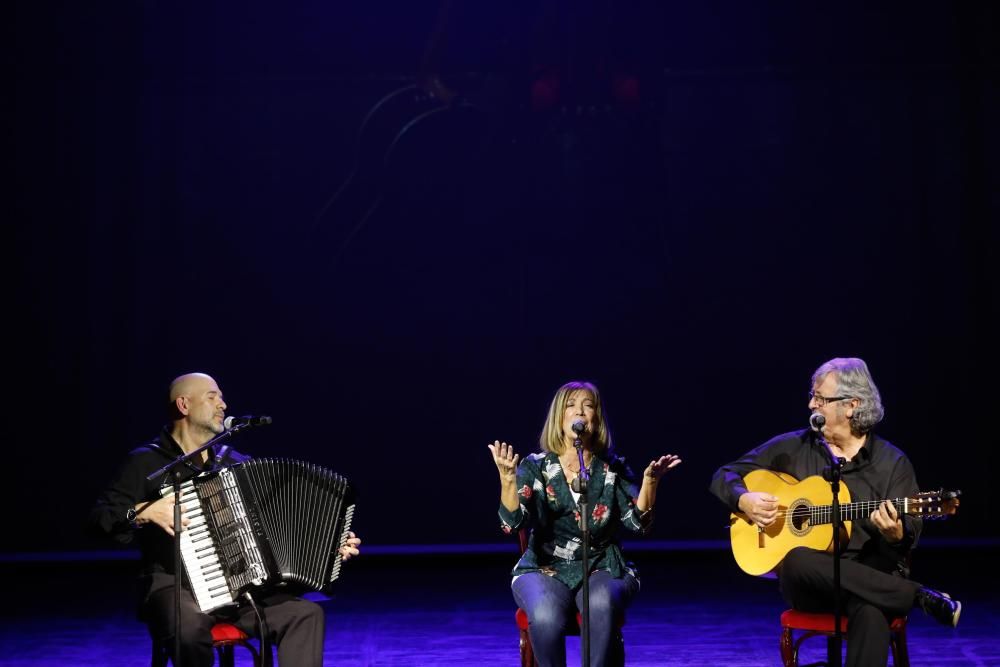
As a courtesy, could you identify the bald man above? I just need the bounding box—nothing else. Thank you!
[90,373,361,667]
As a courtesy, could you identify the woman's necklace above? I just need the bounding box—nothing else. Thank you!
[561,453,592,474]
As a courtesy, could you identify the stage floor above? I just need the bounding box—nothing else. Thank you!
[1,545,996,666]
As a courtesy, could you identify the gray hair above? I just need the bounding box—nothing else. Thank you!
[812,357,884,435]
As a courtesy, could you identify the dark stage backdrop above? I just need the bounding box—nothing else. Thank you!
[12,3,997,553]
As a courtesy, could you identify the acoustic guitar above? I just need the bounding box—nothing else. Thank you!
[730,469,960,577]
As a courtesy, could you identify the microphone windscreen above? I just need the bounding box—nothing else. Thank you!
[809,413,826,431]
[571,420,586,434]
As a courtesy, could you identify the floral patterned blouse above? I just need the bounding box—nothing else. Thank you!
[498,450,654,590]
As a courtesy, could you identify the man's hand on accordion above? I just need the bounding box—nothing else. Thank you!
[135,494,190,537]
[339,531,362,561]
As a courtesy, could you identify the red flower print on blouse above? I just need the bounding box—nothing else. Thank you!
[518,484,533,499]
[592,503,609,523]
[546,484,557,501]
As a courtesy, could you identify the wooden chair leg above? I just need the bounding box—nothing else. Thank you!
[519,627,534,667]
[216,644,234,667]
[518,626,624,667]
[780,627,796,667]
[152,634,261,667]
[781,614,908,667]
[826,635,841,666]
[214,639,261,667]
[891,625,910,667]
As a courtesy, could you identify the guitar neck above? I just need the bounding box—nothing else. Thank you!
[808,497,910,525]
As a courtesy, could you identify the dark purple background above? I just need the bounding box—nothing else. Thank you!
[12,2,997,551]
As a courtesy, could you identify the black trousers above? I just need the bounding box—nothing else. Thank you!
[778,547,920,667]
[144,585,325,667]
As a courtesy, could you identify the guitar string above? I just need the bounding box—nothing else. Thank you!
[769,498,954,520]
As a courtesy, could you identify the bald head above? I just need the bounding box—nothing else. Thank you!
[167,372,228,446]
[170,372,216,401]
[168,373,220,419]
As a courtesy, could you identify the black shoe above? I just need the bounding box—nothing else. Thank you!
[917,587,962,627]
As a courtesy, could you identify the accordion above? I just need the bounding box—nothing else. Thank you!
[170,458,356,612]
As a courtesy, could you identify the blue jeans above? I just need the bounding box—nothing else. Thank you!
[512,570,638,667]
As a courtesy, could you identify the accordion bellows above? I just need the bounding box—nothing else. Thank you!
[173,458,356,612]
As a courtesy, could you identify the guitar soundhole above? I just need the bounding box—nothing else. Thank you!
[788,500,812,536]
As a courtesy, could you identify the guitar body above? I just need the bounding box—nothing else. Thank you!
[730,469,852,577]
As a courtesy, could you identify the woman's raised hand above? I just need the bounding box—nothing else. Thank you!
[643,454,682,482]
[488,440,520,484]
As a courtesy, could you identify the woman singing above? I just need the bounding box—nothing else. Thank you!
[489,380,681,667]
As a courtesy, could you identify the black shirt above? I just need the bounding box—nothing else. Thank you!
[709,428,922,574]
[88,428,248,601]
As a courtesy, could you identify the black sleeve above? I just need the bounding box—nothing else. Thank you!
[878,453,923,559]
[87,450,152,545]
[709,435,794,512]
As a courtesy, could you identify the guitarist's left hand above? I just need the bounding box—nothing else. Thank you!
[870,499,904,543]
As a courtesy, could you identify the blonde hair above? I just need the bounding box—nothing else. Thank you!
[538,381,613,455]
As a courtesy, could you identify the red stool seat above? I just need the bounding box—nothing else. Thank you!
[211,622,252,642]
[152,621,261,667]
[779,609,909,667]
[781,609,907,634]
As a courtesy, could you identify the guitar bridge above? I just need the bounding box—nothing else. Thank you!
[757,525,764,548]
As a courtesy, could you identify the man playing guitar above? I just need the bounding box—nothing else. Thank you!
[709,357,960,667]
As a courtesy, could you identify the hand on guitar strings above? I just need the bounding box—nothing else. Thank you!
[869,499,904,543]
[738,491,779,527]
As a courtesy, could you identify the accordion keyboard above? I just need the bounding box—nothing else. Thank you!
[177,481,237,611]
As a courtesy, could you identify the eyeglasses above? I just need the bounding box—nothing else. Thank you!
[808,391,850,407]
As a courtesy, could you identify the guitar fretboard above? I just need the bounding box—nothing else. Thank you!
[807,498,911,525]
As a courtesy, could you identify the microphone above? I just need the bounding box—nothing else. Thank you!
[224,415,273,430]
[809,413,826,432]
[571,420,586,435]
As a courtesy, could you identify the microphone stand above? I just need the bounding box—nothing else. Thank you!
[146,424,251,667]
[815,428,846,667]
[570,431,591,667]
